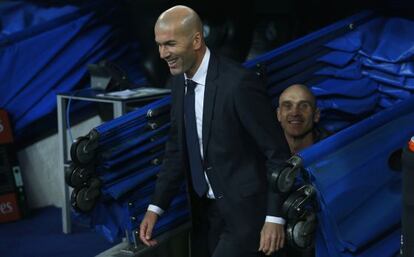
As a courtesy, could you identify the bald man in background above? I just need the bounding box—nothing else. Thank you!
[139,5,291,257]
[277,84,331,257]
[277,84,329,155]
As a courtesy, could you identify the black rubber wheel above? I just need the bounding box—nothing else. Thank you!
[70,136,95,166]
[71,187,98,213]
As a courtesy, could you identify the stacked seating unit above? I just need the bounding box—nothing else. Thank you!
[66,96,190,243]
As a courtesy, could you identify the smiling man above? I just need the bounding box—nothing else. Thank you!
[277,84,330,154]
[139,5,291,257]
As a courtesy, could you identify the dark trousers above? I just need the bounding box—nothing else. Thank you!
[190,197,266,257]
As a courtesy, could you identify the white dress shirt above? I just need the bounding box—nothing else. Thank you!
[148,48,285,225]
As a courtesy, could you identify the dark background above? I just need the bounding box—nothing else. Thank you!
[21,0,414,86]
[122,0,414,86]
[9,0,414,147]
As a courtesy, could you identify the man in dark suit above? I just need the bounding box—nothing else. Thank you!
[139,5,291,257]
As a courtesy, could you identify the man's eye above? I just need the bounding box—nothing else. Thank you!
[299,103,311,110]
[282,103,292,109]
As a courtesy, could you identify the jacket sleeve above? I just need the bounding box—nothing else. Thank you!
[151,79,186,210]
[233,71,291,217]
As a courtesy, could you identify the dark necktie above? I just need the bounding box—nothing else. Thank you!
[184,79,208,197]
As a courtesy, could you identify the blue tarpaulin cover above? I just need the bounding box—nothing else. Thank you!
[0,0,147,141]
[300,98,414,257]
[71,96,190,243]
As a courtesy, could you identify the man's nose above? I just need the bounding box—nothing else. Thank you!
[159,46,169,59]
[291,105,301,114]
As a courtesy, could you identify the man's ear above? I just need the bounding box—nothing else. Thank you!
[193,32,202,50]
[276,107,281,122]
[314,108,321,123]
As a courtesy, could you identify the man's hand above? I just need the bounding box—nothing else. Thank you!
[258,222,285,255]
[139,211,159,247]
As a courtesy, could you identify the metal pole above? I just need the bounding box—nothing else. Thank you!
[57,95,72,233]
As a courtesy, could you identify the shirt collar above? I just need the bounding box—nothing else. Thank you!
[184,48,210,87]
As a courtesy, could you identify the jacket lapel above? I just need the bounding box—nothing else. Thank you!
[176,76,185,145]
[202,54,219,157]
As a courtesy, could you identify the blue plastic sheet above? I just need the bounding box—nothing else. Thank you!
[317,93,378,115]
[317,51,356,67]
[310,16,414,131]
[0,2,80,37]
[358,56,414,77]
[314,62,362,80]
[101,123,170,160]
[358,18,414,63]
[0,0,147,140]
[324,30,362,53]
[101,135,168,169]
[99,151,163,183]
[96,96,171,137]
[297,97,414,257]
[310,77,376,98]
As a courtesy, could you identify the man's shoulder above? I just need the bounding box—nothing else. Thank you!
[314,126,333,143]
[213,53,258,80]
[215,53,242,67]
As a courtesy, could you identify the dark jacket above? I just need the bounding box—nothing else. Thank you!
[151,52,291,248]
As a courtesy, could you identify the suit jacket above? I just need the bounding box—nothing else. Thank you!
[151,52,290,225]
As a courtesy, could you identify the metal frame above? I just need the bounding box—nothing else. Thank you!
[57,90,162,233]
